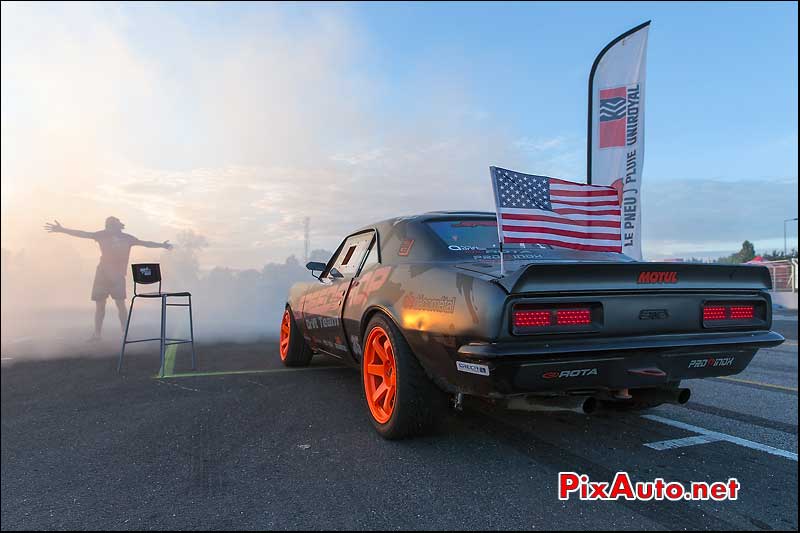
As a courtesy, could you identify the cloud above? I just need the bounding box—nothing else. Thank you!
[513,136,566,152]
[642,177,799,259]
[2,3,797,353]
[330,148,386,166]
[1,3,519,269]
[1,2,795,272]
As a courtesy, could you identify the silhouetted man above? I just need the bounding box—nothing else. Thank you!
[44,217,172,340]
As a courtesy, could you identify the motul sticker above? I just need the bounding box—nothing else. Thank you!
[456,361,490,376]
[637,271,678,284]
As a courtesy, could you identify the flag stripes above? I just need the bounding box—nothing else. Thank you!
[491,166,622,253]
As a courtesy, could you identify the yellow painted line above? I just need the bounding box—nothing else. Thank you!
[162,344,177,376]
[154,365,347,380]
[717,376,798,392]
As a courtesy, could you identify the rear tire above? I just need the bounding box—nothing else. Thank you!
[361,314,446,439]
[279,308,313,367]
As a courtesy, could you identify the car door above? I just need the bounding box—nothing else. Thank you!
[308,230,375,358]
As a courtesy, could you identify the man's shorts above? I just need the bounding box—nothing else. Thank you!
[91,267,127,301]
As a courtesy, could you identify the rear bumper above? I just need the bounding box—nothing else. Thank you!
[445,330,784,398]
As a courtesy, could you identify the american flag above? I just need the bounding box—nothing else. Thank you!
[490,166,622,253]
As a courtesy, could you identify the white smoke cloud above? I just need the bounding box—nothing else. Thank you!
[0,3,525,349]
[1,3,795,353]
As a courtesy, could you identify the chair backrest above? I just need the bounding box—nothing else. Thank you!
[131,263,161,295]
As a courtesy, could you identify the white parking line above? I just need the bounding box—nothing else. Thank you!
[645,434,723,451]
[642,414,798,461]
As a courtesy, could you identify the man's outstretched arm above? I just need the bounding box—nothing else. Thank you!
[132,237,173,250]
[43,220,96,239]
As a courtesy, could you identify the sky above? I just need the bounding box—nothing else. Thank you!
[1,1,798,269]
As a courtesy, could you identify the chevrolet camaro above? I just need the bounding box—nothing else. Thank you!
[279,212,784,439]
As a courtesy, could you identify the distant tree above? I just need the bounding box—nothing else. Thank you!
[309,249,333,263]
[160,229,209,286]
[716,240,757,264]
[736,240,756,263]
[763,248,799,261]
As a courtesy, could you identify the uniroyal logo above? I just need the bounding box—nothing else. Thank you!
[637,271,678,284]
[542,368,598,379]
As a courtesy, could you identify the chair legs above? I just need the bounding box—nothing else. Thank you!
[117,296,137,373]
[188,294,196,370]
[117,293,195,376]
[159,295,167,378]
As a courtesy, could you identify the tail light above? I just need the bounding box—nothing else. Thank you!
[556,309,592,325]
[513,310,552,327]
[702,306,728,321]
[730,306,755,319]
[702,302,764,328]
[512,304,599,334]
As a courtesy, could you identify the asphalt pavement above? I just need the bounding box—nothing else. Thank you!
[1,318,797,530]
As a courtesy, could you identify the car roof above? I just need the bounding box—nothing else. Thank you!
[353,211,496,233]
[420,210,496,217]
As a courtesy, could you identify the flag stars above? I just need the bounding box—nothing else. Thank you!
[492,168,553,211]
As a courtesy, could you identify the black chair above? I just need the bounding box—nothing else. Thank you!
[117,263,196,376]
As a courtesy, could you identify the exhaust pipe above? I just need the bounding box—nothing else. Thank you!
[507,395,598,415]
[632,386,691,405]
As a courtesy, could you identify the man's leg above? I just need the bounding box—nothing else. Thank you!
[113,298,128,332]
[94,300,106,338]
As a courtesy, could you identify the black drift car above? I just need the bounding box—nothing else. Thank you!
[280,211,784,439]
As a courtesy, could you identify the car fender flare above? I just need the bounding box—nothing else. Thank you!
[359,304,445,390]
[359,304,425,365]
[360,304,402,348]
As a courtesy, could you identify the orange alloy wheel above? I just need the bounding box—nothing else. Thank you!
[279,310,291,361]
[363,326,397,424]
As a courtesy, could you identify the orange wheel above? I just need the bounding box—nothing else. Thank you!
[279,310,291,361]
[362,325,397,424]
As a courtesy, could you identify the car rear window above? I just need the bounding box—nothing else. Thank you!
[426,219,628,262]
[427,220,507,251]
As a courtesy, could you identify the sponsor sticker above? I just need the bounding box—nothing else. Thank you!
[542,368,598,379]
[688,356,735,369]
[637,271,678,284]
[403,292,456,314]
[456,361,490,376]
[398,239,414,256]
[350,335,362,356]
[448,244,485,251]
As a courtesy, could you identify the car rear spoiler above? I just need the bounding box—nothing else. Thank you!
[494,262,773,294]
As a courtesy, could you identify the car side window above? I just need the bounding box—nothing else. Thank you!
[327,232,374,280]
[360,240,379,271]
